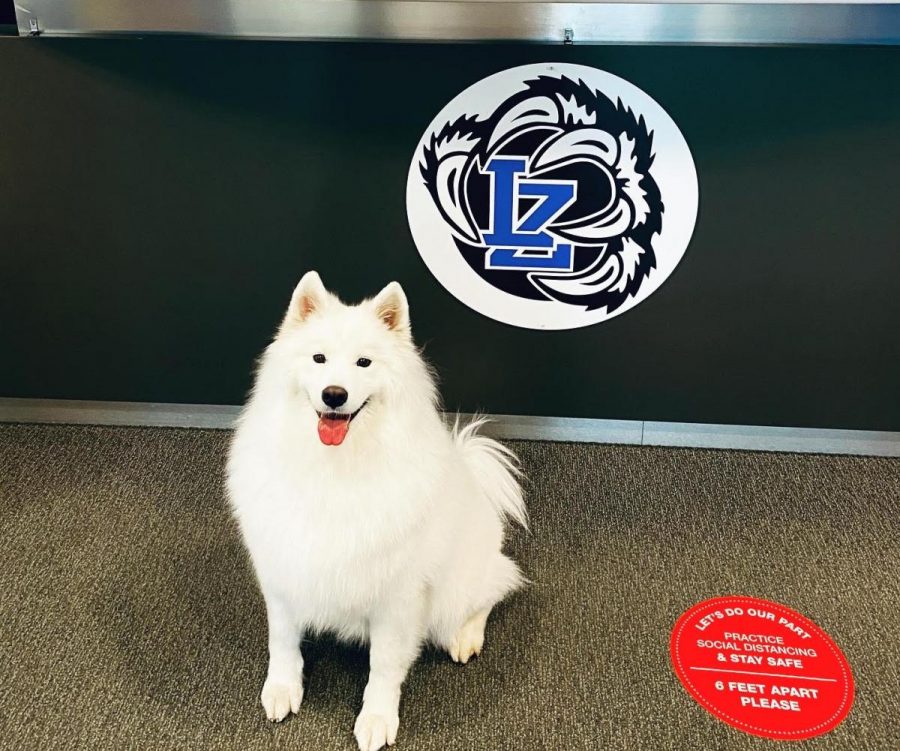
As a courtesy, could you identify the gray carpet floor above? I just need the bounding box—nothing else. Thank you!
[1,423,899,750]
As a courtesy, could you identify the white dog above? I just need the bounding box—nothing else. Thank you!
[226,272,527,751]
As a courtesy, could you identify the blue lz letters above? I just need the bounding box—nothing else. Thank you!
[483,158,576,271]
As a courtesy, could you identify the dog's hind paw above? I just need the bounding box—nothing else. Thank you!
[261,677,304,722]
[448,608,490,665]
[354,710,399,751]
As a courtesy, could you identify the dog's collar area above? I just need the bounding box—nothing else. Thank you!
[316,399,369,423]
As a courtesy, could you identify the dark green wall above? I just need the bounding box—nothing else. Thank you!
[1,38,899,429]
[0,1,15,27]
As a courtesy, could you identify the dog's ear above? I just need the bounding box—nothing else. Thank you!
[372,282,410,334]
[285,271,332,325]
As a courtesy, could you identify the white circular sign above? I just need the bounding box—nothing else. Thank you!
[406,63,698,330]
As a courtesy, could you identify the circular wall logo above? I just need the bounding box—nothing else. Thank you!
[406,63,698,330]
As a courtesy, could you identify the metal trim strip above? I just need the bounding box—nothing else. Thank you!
[13,2,900,46]
[2,398,898,456]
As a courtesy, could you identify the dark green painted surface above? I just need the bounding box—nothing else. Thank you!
[0,0,15,28]
[1,39,899,429]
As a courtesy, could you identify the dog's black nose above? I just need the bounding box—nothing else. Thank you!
[322,386,348,409]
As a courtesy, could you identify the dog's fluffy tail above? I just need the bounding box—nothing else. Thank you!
[452,416,528,530]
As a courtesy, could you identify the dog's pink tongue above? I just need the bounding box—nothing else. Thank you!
[318,416,350,446]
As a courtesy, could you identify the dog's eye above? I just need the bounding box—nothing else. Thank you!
[313,354,326,364]
[356,358,372,368]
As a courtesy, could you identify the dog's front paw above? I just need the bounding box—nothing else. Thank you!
[261,677,304,722]
[354,710,399,751]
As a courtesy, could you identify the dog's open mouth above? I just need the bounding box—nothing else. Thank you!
[316,402,367,446]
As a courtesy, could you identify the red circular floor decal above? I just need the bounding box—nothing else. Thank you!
[670,596,854,740]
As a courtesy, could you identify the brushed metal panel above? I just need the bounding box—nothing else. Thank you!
[3,399,899,456]
[13,2,900,45]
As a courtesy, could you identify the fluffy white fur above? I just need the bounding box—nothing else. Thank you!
[226,272,527,751]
